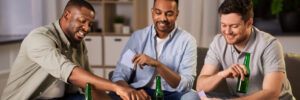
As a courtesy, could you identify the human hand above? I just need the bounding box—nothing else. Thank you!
[132,54,158,70]
[218,64,247,80]
[136,89,151,100]
[200,96,222,100]
[115,86,151,100]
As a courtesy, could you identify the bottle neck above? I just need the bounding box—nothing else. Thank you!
[244,53,251,74]
[156,76,162,91]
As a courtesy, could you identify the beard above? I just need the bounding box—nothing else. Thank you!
[155,21,173,32]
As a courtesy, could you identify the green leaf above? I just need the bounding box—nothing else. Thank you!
[271,0,283,15]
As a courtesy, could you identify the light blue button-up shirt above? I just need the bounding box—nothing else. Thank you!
[111,24,197,92]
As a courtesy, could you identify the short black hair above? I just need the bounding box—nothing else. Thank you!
[218,0,253,23]
[153,0,179,8]
[64,0,95,13]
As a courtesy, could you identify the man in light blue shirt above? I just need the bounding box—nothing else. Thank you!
[110,0,197,100]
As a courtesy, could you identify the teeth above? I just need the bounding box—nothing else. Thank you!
[79,31,84,36]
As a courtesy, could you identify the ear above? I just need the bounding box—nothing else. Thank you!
[176,10,179,17]
[151,8,154,14]
[63,10,71,20]
[247,18,253,27]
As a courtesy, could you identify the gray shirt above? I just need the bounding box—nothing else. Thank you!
[2,20,91,100]
[205,27,295,100]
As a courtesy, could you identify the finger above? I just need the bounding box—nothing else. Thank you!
[235,65,245,81]
[139,89,148,99]
[134,61,137,70]
[240,64,248,75]
[132,54,140,63]
[135,57,143,70]
[131,92,136,100]
[231,66,240,78]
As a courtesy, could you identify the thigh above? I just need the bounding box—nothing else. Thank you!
[108,92,123,100]
[206,92,238,99]
[60,93,85,100]
[164,91,189,100]
[180,91,200,100]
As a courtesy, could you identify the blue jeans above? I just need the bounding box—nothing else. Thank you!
[35,93,84,100]
[181,91,238,100]
[109,88,188,100]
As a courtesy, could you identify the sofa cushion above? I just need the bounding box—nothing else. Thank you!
[284,53,300,99]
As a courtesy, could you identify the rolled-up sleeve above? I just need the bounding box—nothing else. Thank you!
[25,33,76,83]
[176,37,197,92]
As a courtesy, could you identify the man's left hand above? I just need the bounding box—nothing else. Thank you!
[132,54,158,70]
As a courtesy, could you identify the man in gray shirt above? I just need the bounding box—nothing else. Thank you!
[182,0,295,100]
[2,0,139,100]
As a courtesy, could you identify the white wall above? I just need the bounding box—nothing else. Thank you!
[0,0,33,35]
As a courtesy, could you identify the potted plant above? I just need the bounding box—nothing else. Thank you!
[113,15,125,34]
[270,0,300,32]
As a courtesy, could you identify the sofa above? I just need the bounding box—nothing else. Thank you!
[195,47,300,99]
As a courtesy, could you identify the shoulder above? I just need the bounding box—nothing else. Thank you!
[173,27,197,45]
[254,27,281,48]
[131,25,153,38]
[210,34,226,48]
[23,23,58,45]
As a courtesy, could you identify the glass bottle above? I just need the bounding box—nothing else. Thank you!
[85,82,92,100]
[236,53,250,93]
[153,76,164,100]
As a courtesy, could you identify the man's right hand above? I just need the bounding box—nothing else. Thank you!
[218,64,248,80]
[115,86,151,100]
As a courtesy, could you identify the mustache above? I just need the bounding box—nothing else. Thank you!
[156,21,170,25]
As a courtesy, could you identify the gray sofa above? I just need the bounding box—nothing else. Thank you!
[195,47,300,99]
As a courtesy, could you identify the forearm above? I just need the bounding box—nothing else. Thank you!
[196,72,224,92]
[116,80,131,87]
[69,67,120,92]
[156,61,181,88]
[230,89,279,100]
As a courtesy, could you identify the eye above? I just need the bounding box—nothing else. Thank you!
[232,25,238,28]
[155,10,161,15]
[221,24,226,28]
[89,23,93,27]
[166,12,174,16]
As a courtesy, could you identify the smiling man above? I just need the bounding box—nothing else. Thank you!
[110,0,197,100]
[1,0,139,100]
[182,0,295,100]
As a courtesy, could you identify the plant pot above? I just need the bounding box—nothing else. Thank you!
[279,12,300,32]
[114,23,123,34]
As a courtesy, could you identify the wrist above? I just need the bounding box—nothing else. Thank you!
[112,83,121,92]
[217,71,225,79]
[153,60,161,67]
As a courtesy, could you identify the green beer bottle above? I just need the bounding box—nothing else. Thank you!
[85,82,93,100]
[153,76,164,100]
[236,53,250,93]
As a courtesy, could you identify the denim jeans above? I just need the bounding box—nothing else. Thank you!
[109,87,188,100]
[35,93,84,100]
[181,90,238,100]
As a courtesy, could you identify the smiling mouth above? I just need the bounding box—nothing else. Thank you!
[77,31,85,39]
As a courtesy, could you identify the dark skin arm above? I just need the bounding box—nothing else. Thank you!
[68,67,138,100]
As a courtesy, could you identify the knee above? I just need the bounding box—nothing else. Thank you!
[180,91,201,100]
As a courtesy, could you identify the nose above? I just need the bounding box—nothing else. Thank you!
[161,13,168,21]
[82,23,90,33]
[225,27,232,35]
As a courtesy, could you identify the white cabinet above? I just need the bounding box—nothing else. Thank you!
[104,36,130,66]
[85,35,102,66]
